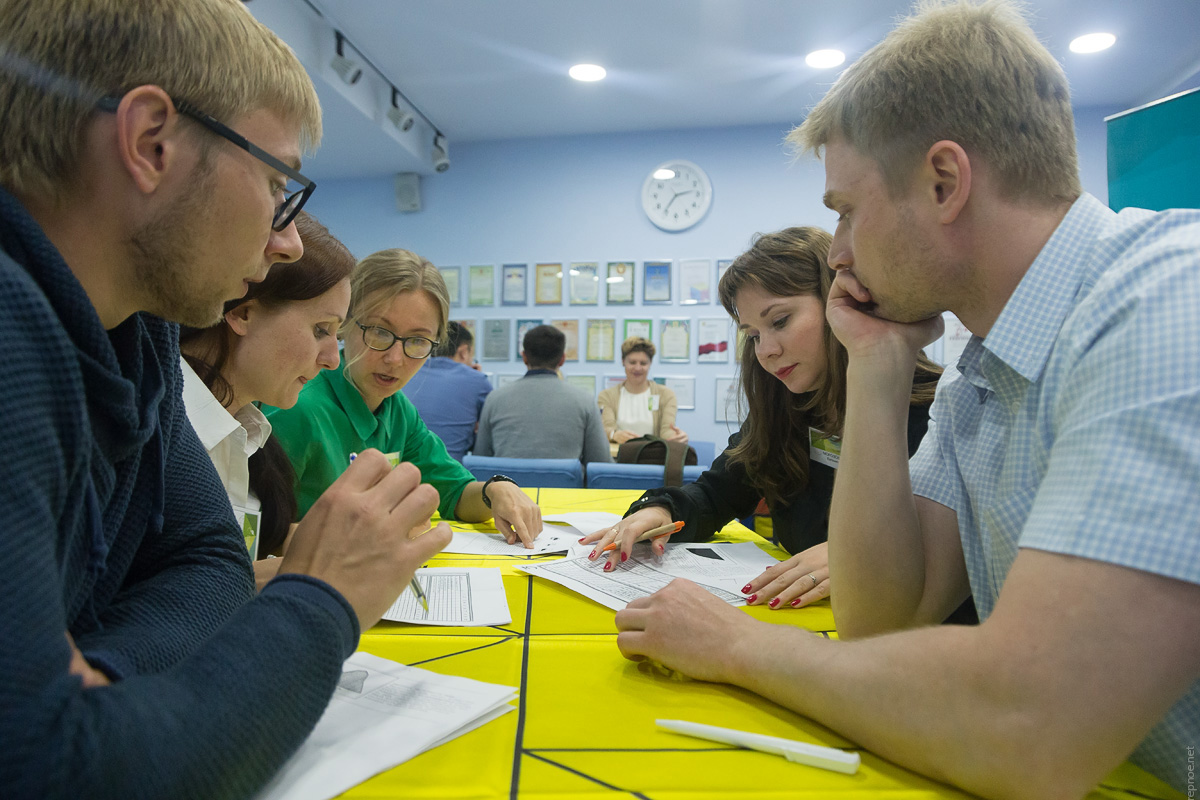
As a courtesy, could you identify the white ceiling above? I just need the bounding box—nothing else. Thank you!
[249,0,1200,179]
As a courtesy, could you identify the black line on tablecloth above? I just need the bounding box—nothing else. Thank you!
[523,751,653,799]
[404,636,517,667]
[509,574,534,800]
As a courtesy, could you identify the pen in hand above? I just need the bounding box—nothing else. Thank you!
[351,453,430,613]
[602,520,684,552]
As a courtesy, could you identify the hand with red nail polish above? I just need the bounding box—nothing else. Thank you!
[739,542,829,610]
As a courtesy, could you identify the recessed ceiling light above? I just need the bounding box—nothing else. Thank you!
[653,168,676,180]
[805,49,846,69]
[1069,32,1116,53]
[569,63,607,82]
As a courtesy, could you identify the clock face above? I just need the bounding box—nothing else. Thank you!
[641,160,712,232]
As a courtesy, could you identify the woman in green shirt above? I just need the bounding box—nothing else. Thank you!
[268,248,542,545]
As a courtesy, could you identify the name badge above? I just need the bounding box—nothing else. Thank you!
[808,427,841,470]
[233,505,262,560]
[649,395,660,412]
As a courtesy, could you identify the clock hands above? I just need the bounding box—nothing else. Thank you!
[662,187,695,215]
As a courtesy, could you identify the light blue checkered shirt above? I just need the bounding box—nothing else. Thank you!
[910,193,1200,789]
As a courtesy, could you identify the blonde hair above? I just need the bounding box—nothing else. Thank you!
[620,337,655,361]
[0,0,321,203]
[346,249,450,344]
[790,0,1080,205]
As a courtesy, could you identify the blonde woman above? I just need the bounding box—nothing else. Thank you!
[267,249,542,546]
[597,337,688,445]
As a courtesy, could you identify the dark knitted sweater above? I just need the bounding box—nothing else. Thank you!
[0,187,359,799]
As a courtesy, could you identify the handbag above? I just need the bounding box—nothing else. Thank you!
[616,435,698,487]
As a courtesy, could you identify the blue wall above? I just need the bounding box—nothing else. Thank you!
[306,107,1116,449]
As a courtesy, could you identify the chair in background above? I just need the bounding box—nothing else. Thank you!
[462,454,584,488]
[689,439,717,468]
[584,462,706,490]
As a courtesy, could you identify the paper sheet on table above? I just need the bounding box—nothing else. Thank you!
[441,511,622,555]
[514,541,779,611]
[254,651,517,800]
[381,567,510,626]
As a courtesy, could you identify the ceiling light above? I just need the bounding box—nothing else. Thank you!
[805,49,846,69]
[431,134,450,172]
[653,168,676,180]
[387,88,415,132]
[1069,32,1116,53]
[330,32,363,85]
[569,64,607,82]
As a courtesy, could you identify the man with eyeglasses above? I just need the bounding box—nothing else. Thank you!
[0,1,448,798]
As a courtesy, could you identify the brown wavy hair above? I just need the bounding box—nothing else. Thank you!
[717,226,941,507]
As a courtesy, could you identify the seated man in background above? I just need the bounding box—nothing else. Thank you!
[475,325,612,464]
[402,320,492,461]
[0,1,448,797]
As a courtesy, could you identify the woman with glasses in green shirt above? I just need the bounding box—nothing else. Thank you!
[267,248,543,546]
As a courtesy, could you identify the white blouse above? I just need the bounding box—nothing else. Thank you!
[616,386,656,437]
[181,360,271,559]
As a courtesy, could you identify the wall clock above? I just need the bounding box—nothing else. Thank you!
[641,160,712,232]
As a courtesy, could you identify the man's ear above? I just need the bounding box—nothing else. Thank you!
[113,85,188,196]
[556,354,566,368]
[924,140,972,225]
[224,300,256,337]
[455,343,472,363]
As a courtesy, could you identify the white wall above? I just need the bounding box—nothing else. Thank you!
[305,108,1117,449]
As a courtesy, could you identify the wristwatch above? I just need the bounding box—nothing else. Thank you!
[481,474,517,509]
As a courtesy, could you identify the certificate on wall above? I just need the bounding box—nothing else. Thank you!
[605,261,635,305]
[551,319,579,361]
[716,259,733,284]
[623,318,652,343]
[468,265,494,307]
[661,375,696,410]
[678,259,711,305]
[585,318,615,362]
[497,374,522,389]
[535,263,562,305]
[697,318,730,363]
[643,260,672,304]
[481,319,511,361]
[659,318,690,363]
[604,374,625,390]
[715,376,740,423]
[440,267,461,308]
[569,262,599,305]
[515,318,542,356]
[501,264,527,306]
[564,374,596,395]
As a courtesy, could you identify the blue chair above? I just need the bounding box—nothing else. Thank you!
[584,462,705,490]
[462,454,584,488]
[689,439,717,467]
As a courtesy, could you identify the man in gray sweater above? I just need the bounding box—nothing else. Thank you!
[475,325,612,464]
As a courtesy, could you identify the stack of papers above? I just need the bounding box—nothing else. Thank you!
[381,567,511,626]
[441,512,621,556]
[516,541,779,611]
[256,652,518,800]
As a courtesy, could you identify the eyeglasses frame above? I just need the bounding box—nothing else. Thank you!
[356,321,439,359]
[95,94,316,231]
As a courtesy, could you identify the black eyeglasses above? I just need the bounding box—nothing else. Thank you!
[96,94,316,231]
[357,322,438,358]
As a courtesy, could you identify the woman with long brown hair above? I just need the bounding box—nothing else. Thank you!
[584,226,943,611]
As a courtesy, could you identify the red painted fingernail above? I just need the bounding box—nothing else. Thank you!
[747,594,757,604]
[790,598,801,607]
[620,552,628,563]
[603,561,613,572]
[741,584,753,594]
[769,597,780,609]
[588,550,597,560]
[578,537,587,543]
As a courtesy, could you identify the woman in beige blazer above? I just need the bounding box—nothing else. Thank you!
[597,337,688,445]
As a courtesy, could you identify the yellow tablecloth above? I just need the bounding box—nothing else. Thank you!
[347,488,1182,800]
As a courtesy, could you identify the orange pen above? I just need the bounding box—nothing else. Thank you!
[601,520,684,552]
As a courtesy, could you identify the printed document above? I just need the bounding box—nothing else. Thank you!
[255,651,517,800]
[441,512,622,556]
[515,541,778,611]
[382,567,510,626]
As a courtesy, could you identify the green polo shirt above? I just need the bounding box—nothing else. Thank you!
[265,359,473,519]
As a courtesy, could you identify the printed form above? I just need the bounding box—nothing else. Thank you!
[516,541,779,611]
[441,512,622,556]
[382,567,510,626]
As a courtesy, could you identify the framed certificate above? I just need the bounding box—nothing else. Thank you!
[643,260,671,304]
[481,318,511,361]
[623,318,652,343]
[715,376,740,423]
[564,374,596,395]
[716,258,733,284]
[657,375,695,410]
[569,262,599,305]
[515,318,542,356]
[678,259,711,305]
[497,374,523,389]
[535,263,562,305]
[551,319,579,361]
[659,318,690,363]
[697,318,731,363]
[440,267,461,308]
[501,263,527,306]
[605,261,635,305]
[604,374,625,390]
[468,265,494,307]
[585,318,616,362]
